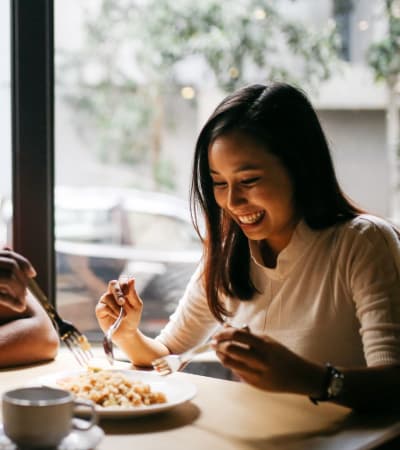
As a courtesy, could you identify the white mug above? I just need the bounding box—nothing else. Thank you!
[2,386,97,448]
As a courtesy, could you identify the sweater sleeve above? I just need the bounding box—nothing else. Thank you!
[342,217,400,366]
[155,263,220,354]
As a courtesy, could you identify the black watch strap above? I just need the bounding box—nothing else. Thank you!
[309,363,344,405]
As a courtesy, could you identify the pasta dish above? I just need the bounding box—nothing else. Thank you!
[57,369,167,408]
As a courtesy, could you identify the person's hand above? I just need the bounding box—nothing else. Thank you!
[212,326,319,395]
[95,278,143,339]
[0,249,36,313]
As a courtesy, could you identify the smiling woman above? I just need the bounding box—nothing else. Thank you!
[95,82,400,413]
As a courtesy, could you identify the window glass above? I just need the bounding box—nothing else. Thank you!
[0,1,12,247]
[55,0,389,339]
[54,1,203,337]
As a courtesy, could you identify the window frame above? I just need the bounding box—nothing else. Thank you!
[11,0,55,301]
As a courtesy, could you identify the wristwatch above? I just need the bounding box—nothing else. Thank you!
[309,363,344,405]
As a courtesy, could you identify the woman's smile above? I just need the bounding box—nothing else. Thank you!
[236,210,265,225]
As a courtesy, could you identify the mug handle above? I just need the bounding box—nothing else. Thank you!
[72,399,97,430]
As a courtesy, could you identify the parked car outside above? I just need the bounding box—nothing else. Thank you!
[0,186,202,336]
[55,185,203,336]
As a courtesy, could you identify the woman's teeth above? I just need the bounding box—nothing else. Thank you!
[238,211,264,224]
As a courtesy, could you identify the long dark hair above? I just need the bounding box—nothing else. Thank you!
[190,82,364,321]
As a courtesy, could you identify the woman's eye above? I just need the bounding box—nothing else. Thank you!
[212,181,227,188]
[241,177,260,185]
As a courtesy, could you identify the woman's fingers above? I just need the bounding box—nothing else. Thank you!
[95,298,119,333]
[216,348,262,375]
[215,339,267,371]
[214,327,272,352]
[122,278,143,310]
[95,297,114,319]
[212,328,276,374]
[97,277,143,321]
[97,290,121,318]
[110,280,125,305]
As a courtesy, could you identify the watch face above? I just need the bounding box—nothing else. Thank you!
[328,375,344,397]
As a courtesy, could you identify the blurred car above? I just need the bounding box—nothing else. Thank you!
[0,187,202,336]
[55,186,202,335]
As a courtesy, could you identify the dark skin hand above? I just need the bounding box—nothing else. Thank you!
[0,249,59,367]
[0,249,36,313]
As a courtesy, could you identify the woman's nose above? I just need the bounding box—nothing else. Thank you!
[227,186,245,209]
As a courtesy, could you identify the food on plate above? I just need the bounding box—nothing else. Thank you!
[57,369,167,407]
[77,334,92,352]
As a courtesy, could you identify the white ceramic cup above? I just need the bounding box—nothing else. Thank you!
[2,386,97,449]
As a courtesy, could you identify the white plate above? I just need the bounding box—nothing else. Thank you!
[35,369,197,418]
[0,420,104,450]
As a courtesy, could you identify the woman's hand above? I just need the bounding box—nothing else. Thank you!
[213,326,323,395]
[95,278,143,339]
[0,249,36,313]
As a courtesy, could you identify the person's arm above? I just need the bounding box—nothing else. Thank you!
[115,329,170,367]
[213,328,400,412]
[95,267,218,366]
[332,365,400,411]
[0,292,59,368]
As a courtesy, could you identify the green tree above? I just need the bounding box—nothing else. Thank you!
[367,0,400,218]
[58,0,340,189]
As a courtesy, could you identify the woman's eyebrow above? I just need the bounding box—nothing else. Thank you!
[209,164,260,174]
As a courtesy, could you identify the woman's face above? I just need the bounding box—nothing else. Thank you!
[208,131,299,253]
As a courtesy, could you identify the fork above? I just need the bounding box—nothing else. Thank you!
[102,281,126,365]
[152,341,213,375]
[28,278,93,367]
[103,305,124,365]
[152,324,251,375]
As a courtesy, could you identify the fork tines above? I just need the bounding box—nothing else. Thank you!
[152,354,183,375]
[62,331,93,367]
[152,358,172,376]
[27,278,93,368]
[152,341,214,376]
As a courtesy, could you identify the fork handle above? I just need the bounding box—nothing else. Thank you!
[27,278,62,329]
[107,306,124,338]
[182,342,213,362]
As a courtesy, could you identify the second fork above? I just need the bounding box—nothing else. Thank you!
[152,341,213,375]
[152,324,250,375]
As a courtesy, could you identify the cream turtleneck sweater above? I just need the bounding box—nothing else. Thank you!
[156,215,400,368]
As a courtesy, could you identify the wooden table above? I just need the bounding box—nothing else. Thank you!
[1,347,400,450]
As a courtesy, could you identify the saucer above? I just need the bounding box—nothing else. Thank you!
[0,420,104,450]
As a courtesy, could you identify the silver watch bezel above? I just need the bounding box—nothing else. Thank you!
[327,370,344,398]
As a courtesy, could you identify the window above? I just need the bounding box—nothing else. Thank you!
[54,1,202,337]
[333,0,353,61]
